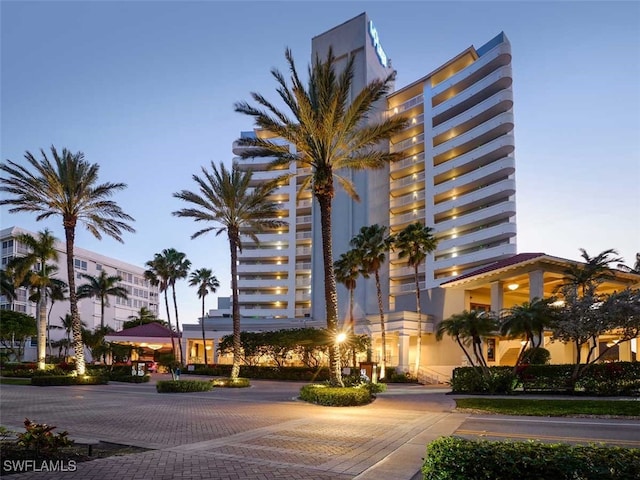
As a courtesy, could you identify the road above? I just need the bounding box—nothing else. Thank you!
[455,414,640,447]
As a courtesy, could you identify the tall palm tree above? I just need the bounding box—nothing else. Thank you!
[562,248,623,296]
[334,249,361,370]
[499,297,556,366]
[6,229,59,370]
[124,306,163,329]
[145,254,176,358]
[173,161,286,380]
[390,222,438,374]
[77,270,128,329]
[349,224,392,380]
[436,310,497,374]
[77,270,128,363]
[188,268,220,365]
[162,248,191,365]
[0,146,135,374]
[234,48,408,385]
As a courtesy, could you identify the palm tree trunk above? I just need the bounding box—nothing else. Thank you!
[350,288,356,371]
[375,270,386,380]
[201,297,208,365]
[164,290,176,358]
[456,336,476,367]
[100,296,106,363]
[171,285,185,365]
[316,192,342,386]
[413,264,422,376]
[37,290,47,370]
[229,234,241,380]
[64,223,86,375]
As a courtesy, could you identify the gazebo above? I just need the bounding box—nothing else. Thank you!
[104,323,180,361]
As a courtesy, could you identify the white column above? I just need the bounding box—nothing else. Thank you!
[490,281,504,314]
[529,270,545,301]
[397,333,411,373]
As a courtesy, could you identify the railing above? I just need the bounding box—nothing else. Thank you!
[390,133,425,153]
[417,367,449,385]
[388,94,424,116]
[390,152,426,173]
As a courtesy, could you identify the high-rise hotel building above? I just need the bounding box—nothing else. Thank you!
[232,12,516,324]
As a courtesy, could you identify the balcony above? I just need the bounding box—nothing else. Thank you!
[432,178,516,216]
[237,263,289,274]
[433,242,515,272]
[434,200,516,231]
[388,94,424,117]
[433,155,514,193]
[431,41,511,97]
[295,231,312,241]
[389,263,425,279]
[432,90,513,140]
[390,209,425,227]
[295,262,312,271]
[296,246,312,256]
[390,171,426,196]
[390,281,426,295]
[238,278,289,288]
[296,215,312,225]
[390,190,426,214]
[436,222,517,252]
[433,134,514,178]
[390,152,426,176]
[432,65,512,125]
[390,133,425,154]
[432,112,514,160]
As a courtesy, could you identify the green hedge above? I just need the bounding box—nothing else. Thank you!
[110,374,150,383]
[450,367,516,394]
[187,364,331,381]
[299,384,375,406]
[451,362,640,395]
[211,377,251,388]
[31,375,108,386]
[156,380,213,393]
[422,436,640,480]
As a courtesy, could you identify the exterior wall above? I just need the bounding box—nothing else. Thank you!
[0,226,159,361]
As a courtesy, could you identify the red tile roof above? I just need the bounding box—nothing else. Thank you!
[441,253,547,285]
[111,322,180,338]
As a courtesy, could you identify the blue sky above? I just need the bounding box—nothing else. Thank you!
[2,1,639,325]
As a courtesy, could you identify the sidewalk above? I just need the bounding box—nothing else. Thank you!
[0,379,466,479]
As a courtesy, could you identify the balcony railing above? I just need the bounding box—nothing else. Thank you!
[388,94,424,116]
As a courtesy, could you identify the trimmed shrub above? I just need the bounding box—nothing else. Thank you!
[156,380,213,393]
[212,377,251,388]
[31,375,108,386]
[520,347,551,365]
[187,364,330,382]
[299,384,373,406]
[387,371,418,383]
[422,436,640,480]
[450,367,516,394]
[110,374,150,383]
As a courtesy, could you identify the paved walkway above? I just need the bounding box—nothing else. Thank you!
[0,375,466,479]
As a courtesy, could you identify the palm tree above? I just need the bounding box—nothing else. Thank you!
[173,161,286,380]
[145,254,176,358]
[124,306,163,329]
[499,297,556,367]
[0,146,135,374]
[334,249,361,370]
[436,310,497,374]
[0,269,16,301]
[6,229,59,370]
[188,268,220,366]
[77,270,128,329]
[162,248,191,365]
[617,253,640,274]
[77,270,128,362]
[234,48,408,386]
[390,222,438,374]
[562,248,623,296]
[349,224,392,380]
[46,279,68,359]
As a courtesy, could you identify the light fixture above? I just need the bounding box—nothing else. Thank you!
[148,344,163,351]
[508,283,519,291]
[336,332,347,344]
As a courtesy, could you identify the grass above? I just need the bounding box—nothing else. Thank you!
[455,398,640,417]
[0,378,31,386]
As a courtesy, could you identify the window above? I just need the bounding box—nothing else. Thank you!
[96,264,102,271]
[470,303,490,312]
[487,338,496,362]
[74,259,87,271]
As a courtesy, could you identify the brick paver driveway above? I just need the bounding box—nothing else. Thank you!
[0,376,463,479]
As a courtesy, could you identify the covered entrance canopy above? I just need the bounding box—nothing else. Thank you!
[105,322,180,353]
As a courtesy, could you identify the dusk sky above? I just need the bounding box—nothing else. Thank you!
[2,1,639,326]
